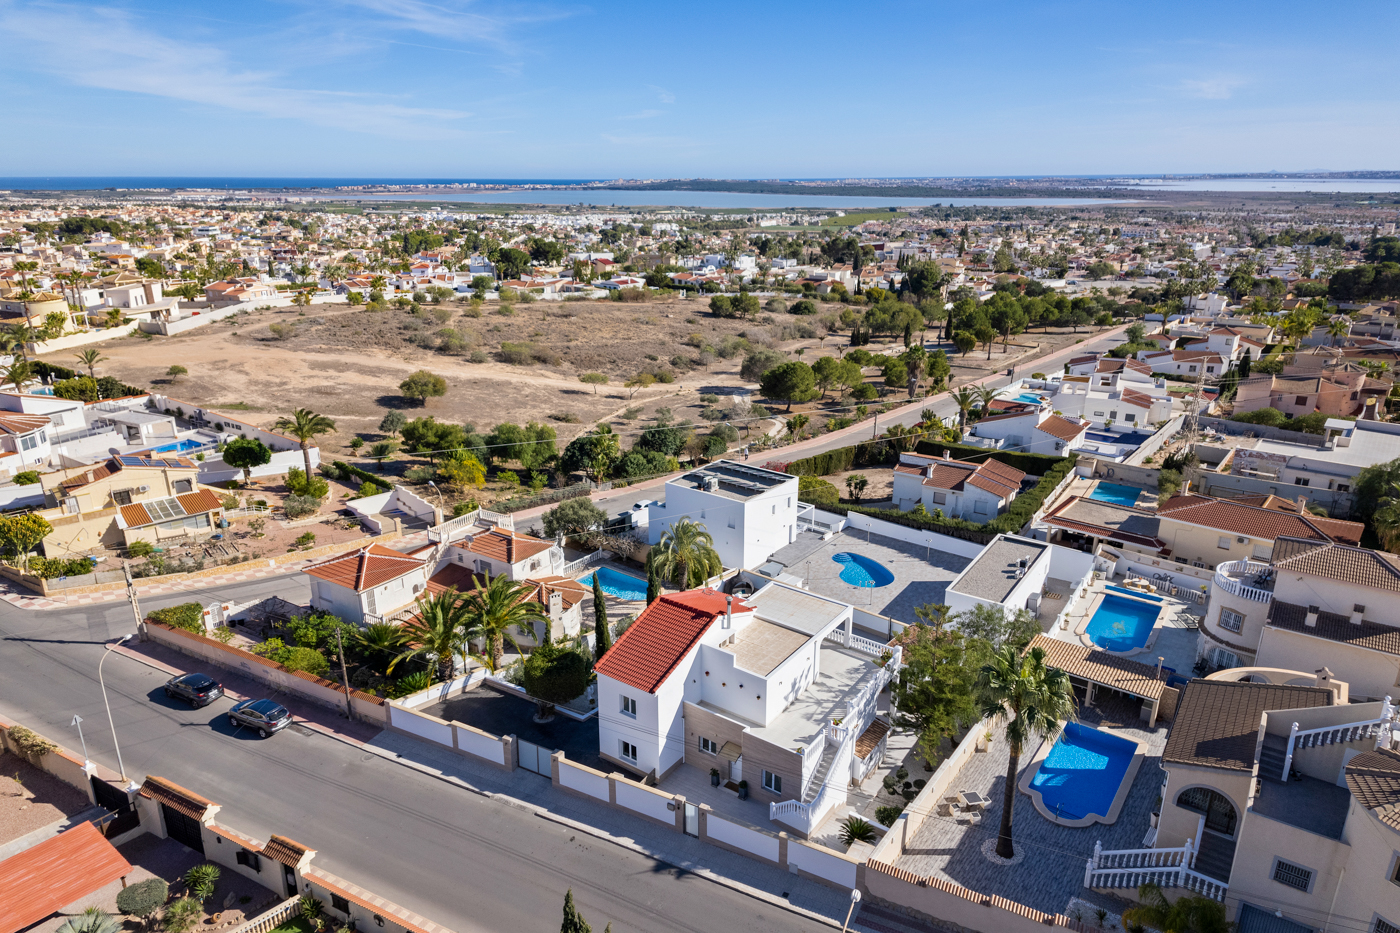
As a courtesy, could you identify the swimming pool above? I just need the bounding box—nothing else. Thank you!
[1028,722,1137,822]
[1105,584,1163,602]
[580,565,649,601]
[1089,483,1143,507]
[1010,392,1046,405]
[1085,594,1160,652]
[832,552,895,588]
[142,438,207,455]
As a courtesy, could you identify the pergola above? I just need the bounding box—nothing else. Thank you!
[1030,634,1170,727]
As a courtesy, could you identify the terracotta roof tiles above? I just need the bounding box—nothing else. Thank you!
[1036,414,1088,443]
[1158,494,1362,545]
[141,775,217,820]
[458,528,553,564]
[1345,747,1400,828]
[1270,536,1400,591]
[594,589,751,694]
[304,543,424,592]
[261,835,314,868]
[0,822,133,933]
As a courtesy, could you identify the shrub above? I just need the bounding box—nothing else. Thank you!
[116,878,168,920]
[875,803,907,827]
[7,725,56,759]
[521,643,590,704]
[797,474,840,508]
[400,369,447,405]
[294,531,317,548]
[12,471,39,485]
[357,481,379,498]
[283,494,320,519]
[285,467,329,499]
[148,602,204,633]
[128,541,155,558]
[281,647,329,677]
[184,864,220,901]
[404,465,435,484]
[268,322,296,340]
[839,816,877,846]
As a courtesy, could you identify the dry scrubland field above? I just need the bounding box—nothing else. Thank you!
[59,295,1106,461]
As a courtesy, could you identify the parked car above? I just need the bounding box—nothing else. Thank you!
[227,698,292,737]
[163,673,224,707]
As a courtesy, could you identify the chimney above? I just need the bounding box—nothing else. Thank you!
[942,450,952,461]
[1296,495,1308,510]
[1351,603,1366,626]
[1315,667,1333,690]
[549,590,562,620]
[723,595,733,630]
[1305,605,1320,627]
[1181,480,1190,496]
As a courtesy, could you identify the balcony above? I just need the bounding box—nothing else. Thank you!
[1212,560,1274,604]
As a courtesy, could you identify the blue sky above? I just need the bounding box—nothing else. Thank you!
[2,0,1396,178]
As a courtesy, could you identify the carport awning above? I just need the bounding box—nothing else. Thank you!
[718,741,742,763]
[0,822,132,933]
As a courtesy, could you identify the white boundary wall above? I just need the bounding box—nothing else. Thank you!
[614,780,674,824]
[558,759,610,801]
[387,704,453,746]
[842,510,988,560]
[789,838,859,887]
[707,814,780,862]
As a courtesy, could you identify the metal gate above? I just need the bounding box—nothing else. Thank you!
[91,777,140,838]
[683,803,699,837]
[517,740,552,775]
[161,804,205,856]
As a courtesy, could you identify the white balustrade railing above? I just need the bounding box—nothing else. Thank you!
[561,548,610,578]
[1084,838,1227,903]
[1281,697,1395,779]
[1211,560,1273,603]
[227,898,300,933]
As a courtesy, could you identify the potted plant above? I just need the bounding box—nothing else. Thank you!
[737,779,748,800]
[710,767,721,787]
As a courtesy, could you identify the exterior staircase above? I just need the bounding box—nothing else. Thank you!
[803,742,839,803]
[1192,833,1236,884]
[1258,733,1289,782]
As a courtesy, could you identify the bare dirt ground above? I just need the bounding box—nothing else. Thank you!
[51,296,1115,507]
[0,752,92,846]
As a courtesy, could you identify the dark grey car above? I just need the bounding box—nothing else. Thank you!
[164,673,224,707]
[227,698,292,737]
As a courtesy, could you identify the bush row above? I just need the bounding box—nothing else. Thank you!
[493,483,593,514]
[910,439,1067,475]
[330,461,393,492]
[31,361,142,398]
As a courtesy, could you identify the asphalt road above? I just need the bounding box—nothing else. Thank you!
[0,577,828,933]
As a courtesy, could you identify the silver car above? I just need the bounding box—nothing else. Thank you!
[227,698,292,738]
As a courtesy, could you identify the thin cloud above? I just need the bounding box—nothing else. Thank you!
[0,3,470,137]
[616,109,663,121]
[338,0,576,50]
[647,84,676,105]
[1178,77,1245,100]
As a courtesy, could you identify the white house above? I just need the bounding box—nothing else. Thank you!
[594,582,899,837]
[647,461,799,571]
[943,533,1095,620]
[442,526,563,581]
[891,451,1026,518]
[964,409,1090,456]
[304,544,429,625]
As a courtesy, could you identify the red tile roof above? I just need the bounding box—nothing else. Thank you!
[261,835,314,868]
[594,589,751,694]
[140,775,217,820]
[458,528,553,564]
[1158,494,1363,546]
[899,454,1025,498]
[0,412,50,435]
[0,822,132,933]
[304,543,424,592]
[1036,414,1088,443]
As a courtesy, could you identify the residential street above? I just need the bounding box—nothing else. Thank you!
[0,577,831,933]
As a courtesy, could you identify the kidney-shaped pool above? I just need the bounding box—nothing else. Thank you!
[832,552,895,588]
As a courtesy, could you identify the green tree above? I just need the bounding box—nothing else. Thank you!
[561,889,591,933]
[592,573,611,659]
[74,348,108,378]
[845,474,869,502]
[522,642,590,713]
[759,361,816,411]
[952,330,977,357]
[390,590,472,682]
[496,247,531,280]
[953,603,1040,657]
[53,376,100,402]
[1121,883,1231,933]
[221,436,272,484]
[977,644,1076,858]
[580,373,608,394]
[400,369,448,406]
[739,348,787,382]
[637,423,689,457]
[891,621,977,766]
[1357,458,1400,524]
[379,409,407,433]
[116,878,169,926]
[274,408,337,481]
[542,497,609,537]
[559,425,621,480]
[646,554,662,604]
[167,364,188,382]
[652,518,722,587]
[882,358,907,390]
[0,512,51,571]
[465,573,549,671]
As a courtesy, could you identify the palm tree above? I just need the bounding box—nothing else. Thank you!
[356,622,407,676]
[785,414,810,440]
[274,408,337,480]
[1375,481,1400,552]
[977,644,1076,859]
[652,518,723,588]
[389,590,472,682]
[881,423,916,452]
[2,360,32,392]
[463,573,548,672]
[1326,317,1350,346]
[951,387,977,432]
[1121,882,1230,933]
[972,384,1000,412]
[8,324,39,361]
[75,348,108,378]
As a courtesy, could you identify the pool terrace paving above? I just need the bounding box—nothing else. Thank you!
[766,528,971,625]
[893,709,1167,916]
[1044,575,1202,677]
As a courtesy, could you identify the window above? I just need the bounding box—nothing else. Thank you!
[1093,411,1105,417]
[620,741,637,762]
[932,492,947,505]
[113,489,133,506]
[1273,859,1312,892]
[20,434,38,451]
[1294,477,1310,487]
[1355,604,1367,614]
[699,737,717,755]
[1125,413,1136,422]
[771,504,775,514]
[620,696,637,717]
[364,589,377,615]
[1295,396,1309,406]
[1188,365,1197,373]
[331,894,350,914]
[236,849,261,871]
[1378,918,1400,933]
[1217,536,1231,550]
[1337,484,1351,493]
[173,479,193,494]
[1211,647,1239,670]
[973,500,988,515]
[1219,608,1244,633]
[1207,366,1216,374]
[762,770,782,793]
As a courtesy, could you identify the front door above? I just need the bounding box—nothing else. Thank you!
[283,865,298,897]
[729,756,742,783]
[683,803,699,838]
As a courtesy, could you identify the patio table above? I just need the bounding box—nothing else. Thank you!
[958,791,987,811]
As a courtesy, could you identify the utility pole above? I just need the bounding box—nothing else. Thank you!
[335,627,355,722]
[123,561,147,643]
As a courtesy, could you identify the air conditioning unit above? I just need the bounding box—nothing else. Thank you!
[137,485,150,493]
[1236,537,1247,544]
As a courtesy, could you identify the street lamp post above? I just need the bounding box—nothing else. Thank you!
[71,714,89,769]
[99,634,133,785]
[842,888,862,932]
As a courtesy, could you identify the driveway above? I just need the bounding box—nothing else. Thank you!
[423,685,607,773]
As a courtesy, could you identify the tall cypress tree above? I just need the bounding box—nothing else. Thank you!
[592,573,611,661]
[561,889,591,933]
[646,555,661,605]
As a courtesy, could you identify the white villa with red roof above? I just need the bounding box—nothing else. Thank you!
[962,409,1091,456]
[891,450,1025,518]
[593,582,900,837]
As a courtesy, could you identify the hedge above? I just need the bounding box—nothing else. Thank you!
[910,440,1068,476]
[797,457,1075,541]
[31,361,142,398]
[781,442,888,477]
[332,461,392,492]
[493,483,593,514]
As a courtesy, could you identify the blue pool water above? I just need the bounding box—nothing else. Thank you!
[832,552,895,588]
[1085,594,1160,651]
[1089,483,1142,507]
[1011,392,1046,405]
[143,438,206,455]
[580,565,649,601]
[1105,584,1163,602]
[1030,722,1137,821]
